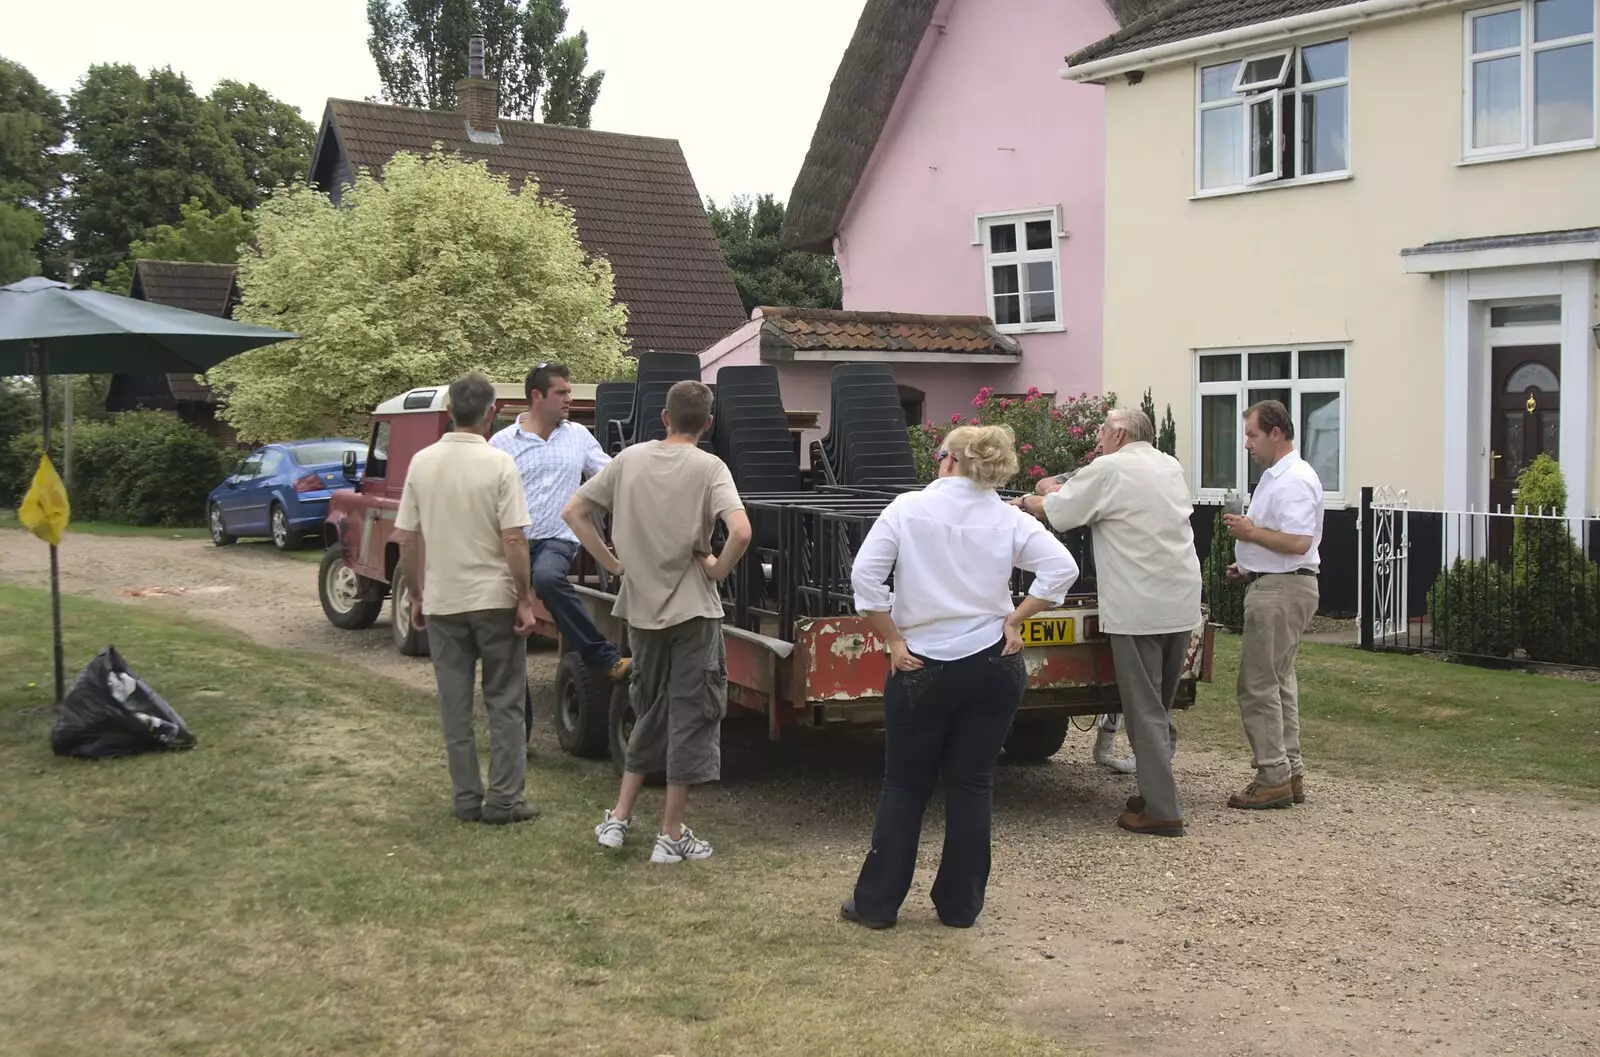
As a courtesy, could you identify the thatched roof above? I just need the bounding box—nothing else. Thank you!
[781,0,1168,253]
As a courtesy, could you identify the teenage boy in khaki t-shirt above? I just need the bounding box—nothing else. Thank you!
[562,380,751,863]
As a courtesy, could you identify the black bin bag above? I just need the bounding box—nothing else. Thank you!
[51,646,197,759]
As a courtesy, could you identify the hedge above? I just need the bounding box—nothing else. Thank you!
[6,411,231,527]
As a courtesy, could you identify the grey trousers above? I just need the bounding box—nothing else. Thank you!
[426,608,528,813]
[1109,632,1190,822]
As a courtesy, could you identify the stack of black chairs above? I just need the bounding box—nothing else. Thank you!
[609,352,701,451]
[711,365,802,550]
[593,381,634,455]
[815,363,917,488]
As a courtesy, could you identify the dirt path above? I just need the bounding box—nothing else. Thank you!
[4,530,1597,1056]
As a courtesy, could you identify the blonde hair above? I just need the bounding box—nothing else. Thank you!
[943,424,1019,490]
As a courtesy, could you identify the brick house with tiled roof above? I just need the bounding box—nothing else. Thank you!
[307,77,745,355]
[105,260,241,446]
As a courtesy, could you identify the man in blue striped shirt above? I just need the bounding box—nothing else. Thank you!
[491,363,629,683]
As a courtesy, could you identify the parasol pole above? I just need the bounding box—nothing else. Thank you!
[32,340,65,705]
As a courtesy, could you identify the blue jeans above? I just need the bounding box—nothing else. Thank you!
[530,538,621,671]
[852,637,1026,926]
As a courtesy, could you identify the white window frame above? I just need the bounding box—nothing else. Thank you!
[977,209,1065,335]
[1462,0,1599,161]
[1234,50,1293,92]
[1246,91,1284,183]
[1191,344,1349,507]
[1194,38,1353,196]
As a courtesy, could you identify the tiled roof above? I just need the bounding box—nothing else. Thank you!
[128,260,239,405]
[784,0,1166,252]
[1068,0,1366,67]
[756,307,1022,356]
[315,99,746,354]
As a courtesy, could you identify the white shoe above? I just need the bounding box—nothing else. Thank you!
[595,810,630,849]
[1094,728,1137,775]
[651,825,713,863]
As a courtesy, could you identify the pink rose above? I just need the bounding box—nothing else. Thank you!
[925,420,934,430]
[1026,386,1041,399]
[1069,425,1085,437]
[950,412,962,424]
[1021,443,1033,452]
[969,417,979,425]
[1050,408,1063,421]
[1027,465,1045,478]
[999,398,1014,410]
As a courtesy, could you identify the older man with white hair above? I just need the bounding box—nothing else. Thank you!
[1019,408,1202,836]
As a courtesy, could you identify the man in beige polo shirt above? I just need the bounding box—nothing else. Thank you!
[393,373,540,825]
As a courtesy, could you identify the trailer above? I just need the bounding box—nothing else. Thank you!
[317,362,1215,776]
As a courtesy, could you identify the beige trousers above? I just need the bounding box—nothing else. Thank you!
[1237,574,1319,787]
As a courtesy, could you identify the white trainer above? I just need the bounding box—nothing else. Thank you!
[650,825,713,863]
[595,810,630,849]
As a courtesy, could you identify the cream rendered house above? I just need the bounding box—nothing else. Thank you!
[1063,0,1599,539]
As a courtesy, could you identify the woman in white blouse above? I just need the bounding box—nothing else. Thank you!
[841,425,1080,930]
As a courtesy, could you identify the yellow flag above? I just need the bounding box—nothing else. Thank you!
[18,454,70,547]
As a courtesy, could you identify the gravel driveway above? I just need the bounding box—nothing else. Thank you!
[4,530,1597,1056]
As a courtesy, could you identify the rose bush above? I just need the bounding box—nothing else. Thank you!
[909,386,1118,489]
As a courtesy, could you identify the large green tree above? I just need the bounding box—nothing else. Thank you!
[97,198,257,295]
[208,80,316,203]
[707,194,842,315]
[65,66,311,284]
[211,151,629,442]
[66,65,249,283]
[0,57,68,278]
[367,0,603,126]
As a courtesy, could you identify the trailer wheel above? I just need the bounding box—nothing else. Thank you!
[554,652,611,758]
[608,681,665,785]
[1002,717,1071,762]
[319,544,383,630]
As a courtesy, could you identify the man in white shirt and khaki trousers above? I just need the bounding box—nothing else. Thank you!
[1021,409,1202,836]
[1223,399,1324,811]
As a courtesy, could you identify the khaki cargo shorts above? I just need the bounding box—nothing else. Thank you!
[623,616,728,786]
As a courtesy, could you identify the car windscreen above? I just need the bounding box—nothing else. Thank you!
[289,442,367,466]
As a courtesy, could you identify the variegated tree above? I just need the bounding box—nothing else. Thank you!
[211,150,630,442]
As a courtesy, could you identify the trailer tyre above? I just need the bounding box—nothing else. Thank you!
[1002,717,1072,762]
[319,544,383,630]
[553,652,612,759]
[608,681,665,786]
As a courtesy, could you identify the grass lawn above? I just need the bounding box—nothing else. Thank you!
[0,584,1070,1057]
[0,510,209,541]
[1184,632,1600,798]
[1,512,323,561]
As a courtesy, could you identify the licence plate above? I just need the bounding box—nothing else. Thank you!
[1020,616,1075,646]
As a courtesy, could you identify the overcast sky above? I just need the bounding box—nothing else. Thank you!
[4,0,866,205]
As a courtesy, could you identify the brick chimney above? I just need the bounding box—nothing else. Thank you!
[456,34,498,134]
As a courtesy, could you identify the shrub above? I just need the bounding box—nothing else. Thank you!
[1,382,41,507]
[908,387,1116,490]
[5,412,229,526]
[1427,557,1519,658]
[1201,507,1243,631]
[1139,387,1178,457]
[1511,455,1600,665]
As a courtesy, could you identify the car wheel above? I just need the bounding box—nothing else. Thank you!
[270,504,301,551]
[318,544,383,630]
[391,566,430,657]
[209,503,236,547]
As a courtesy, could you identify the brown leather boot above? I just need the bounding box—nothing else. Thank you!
[1291,775,1305,803]
[1227,780,1294,810]
[1117,810,1184,837]
[1126,794,1145,813]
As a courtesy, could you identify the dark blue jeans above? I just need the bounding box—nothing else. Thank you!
[852,637,1027,926]
[530,538,621,672]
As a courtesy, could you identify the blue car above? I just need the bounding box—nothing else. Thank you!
[207,438,367,551]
